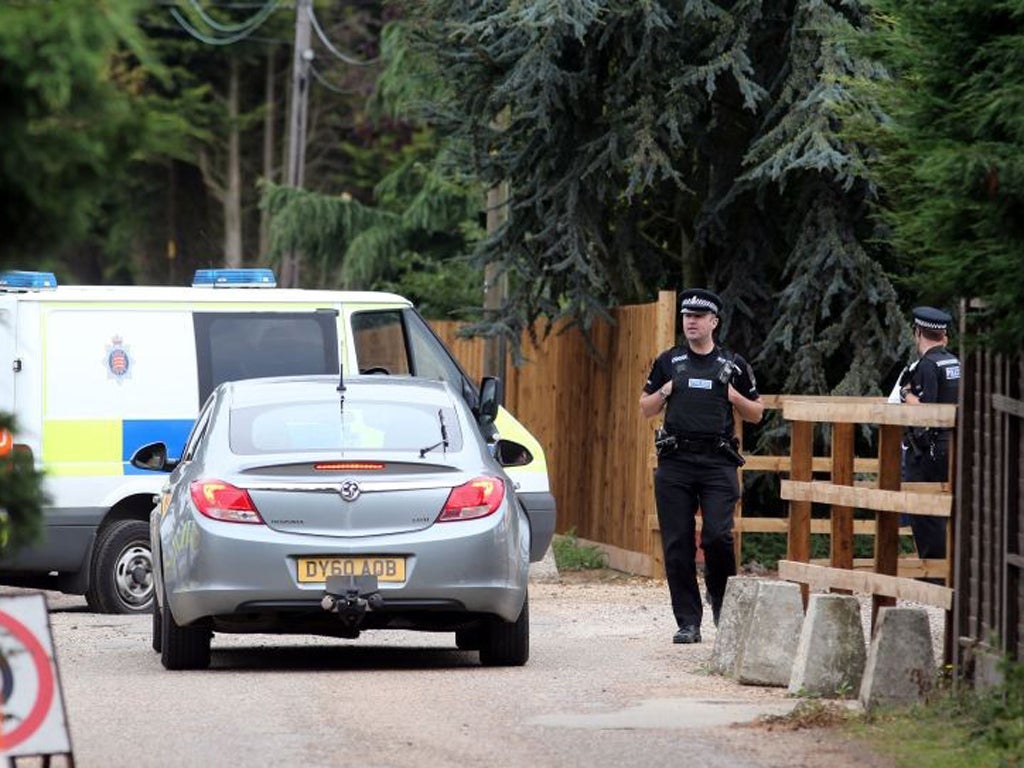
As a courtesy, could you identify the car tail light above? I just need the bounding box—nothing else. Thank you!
[189,480,263,524]
[437,477,505,522]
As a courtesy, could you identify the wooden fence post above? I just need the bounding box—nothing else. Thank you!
[873,423,903,624]
[789,419,813,606]
[831,422,855,590]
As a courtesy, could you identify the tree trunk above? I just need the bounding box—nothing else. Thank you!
[224,57,243,268]
[259,49,277,260]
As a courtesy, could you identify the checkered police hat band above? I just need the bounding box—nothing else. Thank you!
[681,298,717,312]
[915,318,947,330]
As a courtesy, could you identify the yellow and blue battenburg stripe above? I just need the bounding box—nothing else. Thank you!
[42,418,195,476]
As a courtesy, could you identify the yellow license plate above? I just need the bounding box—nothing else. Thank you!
[297,556,406,584]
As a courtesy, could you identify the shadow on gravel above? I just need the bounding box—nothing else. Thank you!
[207,644,484,672]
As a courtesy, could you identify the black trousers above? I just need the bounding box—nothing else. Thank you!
[654,452,739,628]
[903,447,948,560]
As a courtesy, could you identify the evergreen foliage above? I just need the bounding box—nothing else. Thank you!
[0,415,48,557]
[389,0,910,391]
[0,0,196,275]
[848,1,1024,353]
[262,17,485,318]
[261,136,484,317]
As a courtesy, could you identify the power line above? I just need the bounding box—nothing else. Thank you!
[183,0,279,34]
[307,4,378,67]
[309,63,363,95]
[168,0,278,46]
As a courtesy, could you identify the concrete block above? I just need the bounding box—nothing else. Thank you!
[859,607,936,710]
[735,580,805,687]
[788,594,866,698]
[710,576,762,676]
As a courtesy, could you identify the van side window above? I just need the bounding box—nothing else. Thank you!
[194,311,339,402]
[351,311,412,374]
[351,309,478,407]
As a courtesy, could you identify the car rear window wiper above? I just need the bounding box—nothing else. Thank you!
[419,409,449,458]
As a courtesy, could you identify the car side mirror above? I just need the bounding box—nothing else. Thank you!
[130,442,177,472]
[478,376,503,426]
[493,439,532,468]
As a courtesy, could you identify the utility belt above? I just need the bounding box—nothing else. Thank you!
[904,427,950,459]
[654,429,745,466]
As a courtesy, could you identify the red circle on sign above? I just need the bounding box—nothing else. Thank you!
[0,429,12,457]
[0,609,55,750]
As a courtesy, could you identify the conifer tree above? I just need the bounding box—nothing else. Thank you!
[849,0,1024,353]
[383,0,909,392]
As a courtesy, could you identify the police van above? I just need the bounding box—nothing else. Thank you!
[0,268,555,613]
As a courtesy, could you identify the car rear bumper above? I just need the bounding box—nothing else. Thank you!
[162,503,529,626]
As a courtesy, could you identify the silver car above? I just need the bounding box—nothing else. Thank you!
[133,374,536,670]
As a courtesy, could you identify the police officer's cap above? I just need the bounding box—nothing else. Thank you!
[912,306,953,332]
[679,288,722,316]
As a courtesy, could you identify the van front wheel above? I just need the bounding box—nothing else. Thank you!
[85,520,155,614]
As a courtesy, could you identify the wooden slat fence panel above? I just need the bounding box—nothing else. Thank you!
[954,341,1023,670]
[432,301,664,574]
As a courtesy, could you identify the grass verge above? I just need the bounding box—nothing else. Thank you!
[761,660,1024,767]
[552,528,608,570]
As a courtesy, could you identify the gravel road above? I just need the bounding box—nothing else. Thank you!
[1,572,923,768]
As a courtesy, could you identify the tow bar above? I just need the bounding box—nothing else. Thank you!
[321,575,382,635]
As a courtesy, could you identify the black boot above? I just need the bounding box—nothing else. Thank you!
[673,625,701,644]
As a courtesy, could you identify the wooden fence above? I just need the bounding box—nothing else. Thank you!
[954,345,1023,666]
[433,293,670,572]
[772,397,956,650]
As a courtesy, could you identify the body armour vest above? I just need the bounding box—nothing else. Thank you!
[664,347,734,438]
[923,347,960,405]
[907,346,960,451]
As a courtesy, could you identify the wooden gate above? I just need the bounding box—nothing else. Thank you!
[954,346,1023,667]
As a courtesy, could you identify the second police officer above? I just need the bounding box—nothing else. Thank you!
[894,306,961,566]
[640,289,763,644]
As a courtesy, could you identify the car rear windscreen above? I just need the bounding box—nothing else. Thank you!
[229,400,463,455]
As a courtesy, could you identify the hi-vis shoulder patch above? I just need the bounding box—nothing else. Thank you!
[688,379,713,390]
[945,366,960,380]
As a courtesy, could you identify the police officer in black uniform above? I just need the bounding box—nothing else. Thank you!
[640,289,763,644]
[898,306,960,561]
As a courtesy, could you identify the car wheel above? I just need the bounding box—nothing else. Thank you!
[455,627,482,651]
[479,593,529,667]
[152,598,162,653]
[85,520,154,614]
[160,588,211,670]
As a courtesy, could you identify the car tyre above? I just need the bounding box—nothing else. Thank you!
[479,593,529,667]
[85,519,154,614]
[160,589,211,670]
[152,599,162,653]
[455,627,482,651]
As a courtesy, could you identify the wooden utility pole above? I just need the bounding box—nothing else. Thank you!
[483,107,511,381]
[483,181,509,380]
[281,0,313,288]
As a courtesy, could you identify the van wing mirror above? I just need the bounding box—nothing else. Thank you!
[477,376,503,426]
[130,442,177,472]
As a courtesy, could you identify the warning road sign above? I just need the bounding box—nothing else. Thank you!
[0,593,72,758]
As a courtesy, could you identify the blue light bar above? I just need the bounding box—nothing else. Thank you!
[192,268,277,288]
[0,270,59,290]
